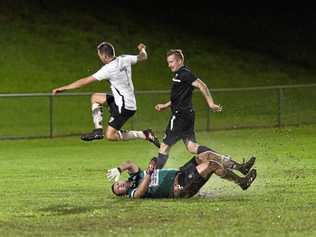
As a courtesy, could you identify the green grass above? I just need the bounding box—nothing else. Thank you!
[1,86,315,139]
[0,126,315,236]
[1,4,316,139]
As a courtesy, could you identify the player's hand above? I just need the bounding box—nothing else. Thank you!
[106,168,121,182]
[146,157,157,176]
[209,104,222,112]
[137,43,146,51]
[155,104,165,112]
[52,88,64,95]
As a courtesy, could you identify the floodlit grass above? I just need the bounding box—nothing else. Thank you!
[1,87,316,138]
[0,126,315,236]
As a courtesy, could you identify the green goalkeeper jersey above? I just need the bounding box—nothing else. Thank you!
[127,169,178,198]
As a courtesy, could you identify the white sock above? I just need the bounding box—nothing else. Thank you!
[120,131,146,140]
[92,103,103,129]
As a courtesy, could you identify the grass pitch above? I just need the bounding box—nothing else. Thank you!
[0,126,315,237]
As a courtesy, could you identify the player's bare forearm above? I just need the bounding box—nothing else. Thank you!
[155,101,171,112]
[162,101,171,109]
[52,76,96,94]
[164,101,171,107]
[192,79,222,112]
[107,160,139,182]
[201,85,214,106]
[64,76,96,90]
[137,43,148,62]
[118,160,139,174]
[133,175,151,198]
[193,79,213,104]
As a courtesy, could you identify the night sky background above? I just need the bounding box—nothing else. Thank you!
[8,1,316,66]
[1,1,316,79]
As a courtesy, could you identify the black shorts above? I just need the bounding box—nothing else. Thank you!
[163,110,196,146]
[176,159,211,198]
[106,95,135,130]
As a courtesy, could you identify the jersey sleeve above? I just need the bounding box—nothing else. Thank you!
[180,71,198,84]
[128,169,141,179]
[121,55,138,65]
[127,188,137,198]
[92,65,110,81]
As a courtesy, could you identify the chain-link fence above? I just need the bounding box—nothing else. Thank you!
[0,84,315,140]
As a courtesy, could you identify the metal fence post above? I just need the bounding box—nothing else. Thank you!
[49,94,53,138]
[278,88,283,128]
[1,84,316,140]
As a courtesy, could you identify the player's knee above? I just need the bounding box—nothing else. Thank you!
[90,93,99,103]
[214,168,225,177]
[209,162,225,177]
[91,93,105,104]
[105,131,118,141]
[159,143,169,153]
[195,155,205,164]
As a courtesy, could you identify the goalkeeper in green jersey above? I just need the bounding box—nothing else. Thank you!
[107,151,256,199]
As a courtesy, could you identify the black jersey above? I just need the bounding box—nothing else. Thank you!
[170,66,197,113]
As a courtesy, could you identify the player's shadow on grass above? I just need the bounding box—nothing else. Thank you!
[38,193,251,216]
[39,204,99,216]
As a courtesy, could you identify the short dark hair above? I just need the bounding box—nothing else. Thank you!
[111,183,126,197]
[166,49,184,61]
[97,42,115,57]
[111,183,117,195]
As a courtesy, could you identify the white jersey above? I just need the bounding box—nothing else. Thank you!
[92,55,138,112]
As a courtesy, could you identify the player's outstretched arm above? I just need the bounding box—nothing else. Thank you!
[155,101,171,112]
[106,160,139,182]
[52,76,96,95]
[192,79,222,112]
[136,43,148,62]
[118,160,139,174]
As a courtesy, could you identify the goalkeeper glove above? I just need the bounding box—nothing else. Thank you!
[106,167,121,182]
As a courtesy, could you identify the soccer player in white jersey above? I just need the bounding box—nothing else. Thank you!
[52,42,160,147]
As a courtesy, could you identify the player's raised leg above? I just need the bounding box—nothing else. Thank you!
[105,126,144,141]
[190,142,256,175]
[175,158,256,198]
[104,94,160,147]
[81,93,160,147]
[201,159,257,191]
[215,165,257,190]
[105,126,160,147]
[155,142,171,168]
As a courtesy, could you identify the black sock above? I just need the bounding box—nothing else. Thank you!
[179,156,197,171]
[221,169,242,185]
[197,145,217,154]
[156,153,168,169]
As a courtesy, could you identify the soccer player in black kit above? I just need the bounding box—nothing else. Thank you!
[154,49,256,173]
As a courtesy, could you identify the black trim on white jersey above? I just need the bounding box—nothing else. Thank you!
[114,87,125,113]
